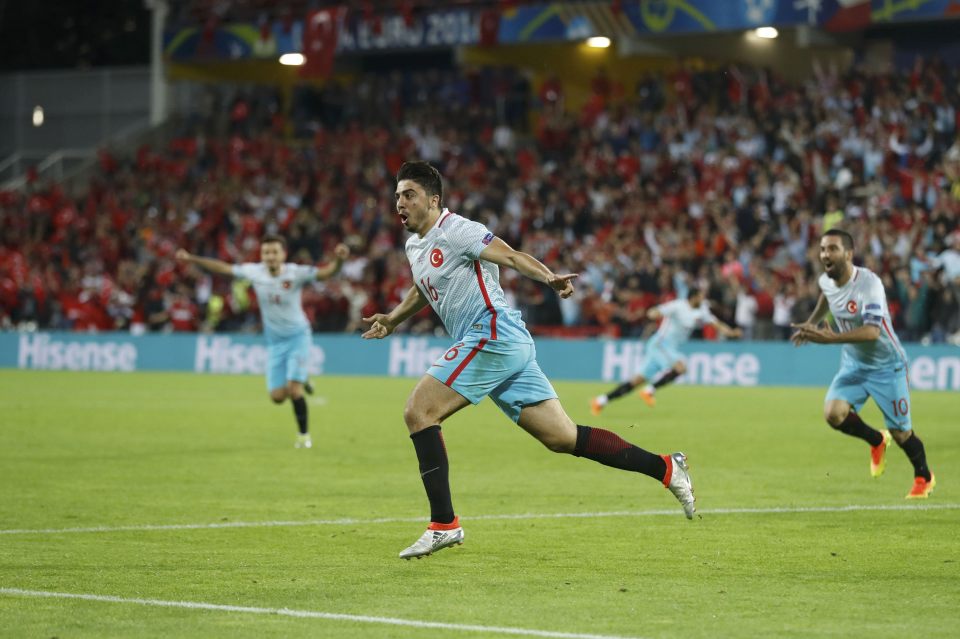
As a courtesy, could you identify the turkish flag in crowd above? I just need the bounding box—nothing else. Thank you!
[301,7,342,79]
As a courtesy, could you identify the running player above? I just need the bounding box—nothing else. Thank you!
[176,236,349,449]
[591,289,741,415]
[362,161,696,560]
[791,229,934,498]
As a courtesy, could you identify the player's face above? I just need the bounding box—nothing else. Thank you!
[395,179,438,235]
[819,236,851,280]
[260,241,286,272]
[689,293,703,308]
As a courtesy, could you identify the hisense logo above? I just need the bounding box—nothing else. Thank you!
[17,334,137,371]
[194,336,325,375]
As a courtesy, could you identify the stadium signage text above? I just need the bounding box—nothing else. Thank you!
[194,336,325,375]
[601,341,760,386]
[3,333,957,392]
[16,334,137,372]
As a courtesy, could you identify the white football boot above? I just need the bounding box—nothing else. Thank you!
[399,519,464,560]
[664,452,696,519]
[295,434,312,449]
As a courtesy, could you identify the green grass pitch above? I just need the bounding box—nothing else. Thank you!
[1,370,957,638]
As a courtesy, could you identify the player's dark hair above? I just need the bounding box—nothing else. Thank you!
[687,287,704,300]
[261,234,287,249]
[396,161,443,205]
[823,229,854,251]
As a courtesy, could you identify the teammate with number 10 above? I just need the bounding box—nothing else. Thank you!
[362,161,696,560]
[790,229,935,498]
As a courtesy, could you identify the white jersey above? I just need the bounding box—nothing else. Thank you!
[818,266,908,370]
[649,298,718,349]
[232,262,318,340]
[404,209,530,343]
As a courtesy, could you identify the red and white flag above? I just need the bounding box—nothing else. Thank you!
[301,7,343,79]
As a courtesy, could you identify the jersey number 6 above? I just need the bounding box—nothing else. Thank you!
[420,277,439,301]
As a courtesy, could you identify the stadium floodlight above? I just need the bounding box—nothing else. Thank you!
[32,106,44,127]
[754,27,778,39]
[586,36,611,48]
[279,53,306,66]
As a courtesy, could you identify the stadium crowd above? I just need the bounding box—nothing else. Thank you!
[1,58,959,343]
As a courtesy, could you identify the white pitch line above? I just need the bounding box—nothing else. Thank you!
[0,588,644,639]
[1,503,958,536]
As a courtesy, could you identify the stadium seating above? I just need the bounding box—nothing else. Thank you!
[1,61,958,342]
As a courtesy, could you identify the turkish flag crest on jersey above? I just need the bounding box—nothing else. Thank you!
[282,281,292,290]
[846,300,858,314]
[430,248,444,267]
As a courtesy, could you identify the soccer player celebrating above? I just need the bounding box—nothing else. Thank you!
[362,161,696,560]
[591,288,741,415]
[791,229,935,498]
[176,236,349,449]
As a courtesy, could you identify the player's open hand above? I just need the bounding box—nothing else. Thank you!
[175,249,191,262]
[333,243,350,260]
[548,273,578,299]
[362,313,396,339]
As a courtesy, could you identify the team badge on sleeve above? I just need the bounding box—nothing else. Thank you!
[430,248,444,267]
[482,232,495,245]
[846,300,858,314]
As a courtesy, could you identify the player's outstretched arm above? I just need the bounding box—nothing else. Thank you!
[175,249,234,276]
[711,320,742,339]
[361,285,429,339]
[315,243,350,280]
[479,237,577,298]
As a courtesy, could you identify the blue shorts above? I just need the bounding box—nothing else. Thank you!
[826,364,912,431]
[266,331,311,392]
[640,339,682,380]
[426,338,558,423]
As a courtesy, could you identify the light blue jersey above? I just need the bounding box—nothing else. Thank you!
[232,262,318,341]
[818,267,908,371]
[406,210,557,420]
[820,266,912,430]
[640,298,717,379]
[405,209,531,345]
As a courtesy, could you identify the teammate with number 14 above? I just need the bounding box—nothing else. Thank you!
[176,236,349,449]
[362,161,696,560]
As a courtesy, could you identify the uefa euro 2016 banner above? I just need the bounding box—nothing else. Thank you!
[163,1,960,60]
[2,332,958,392]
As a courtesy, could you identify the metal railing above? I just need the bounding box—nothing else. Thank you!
[0,118,153,191]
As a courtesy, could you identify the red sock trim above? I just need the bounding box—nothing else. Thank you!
[428,516,460,530]
[661,454,672,488]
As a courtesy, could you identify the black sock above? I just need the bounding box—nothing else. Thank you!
[652,369,681,389]
[410,425,454,524]
[606,381,636,401]
[898,433,931,481]
[833,412,883,447]
[573,425,667,482]
[291,397,308,434]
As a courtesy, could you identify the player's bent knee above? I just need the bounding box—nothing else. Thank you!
[674,361,687,375]
[270,391,287,404]
[403,401,433,433]
[824,406,848,427]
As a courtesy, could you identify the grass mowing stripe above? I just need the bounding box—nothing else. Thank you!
[2,502,958,535]
[0,588,645,639]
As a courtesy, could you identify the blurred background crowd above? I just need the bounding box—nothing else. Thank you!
[2,57,959,342]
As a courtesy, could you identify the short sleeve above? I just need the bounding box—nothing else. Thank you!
[232,263,257,280]
[447,217,495,261]
[861,276,885,326]
[657,299,681,318]
[293,264,319,284]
